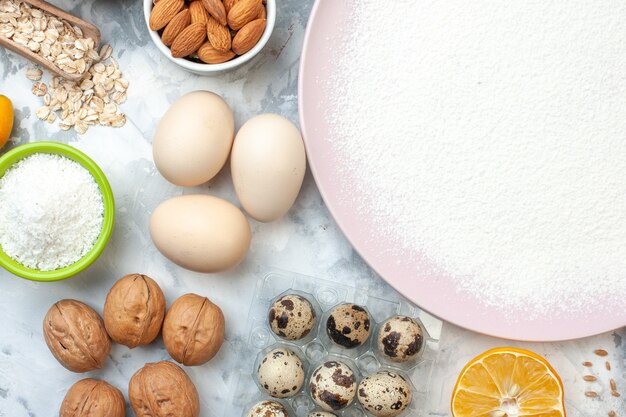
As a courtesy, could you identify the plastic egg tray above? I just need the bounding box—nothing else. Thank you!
[230,270,443,417]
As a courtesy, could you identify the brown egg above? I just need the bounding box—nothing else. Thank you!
[377,316,423,362]
[357,371,413,417]
[268,294,316,341]
[257,347,305,398]
[247,400,289,417]
[309,361,357,411]
[326,304,371,348]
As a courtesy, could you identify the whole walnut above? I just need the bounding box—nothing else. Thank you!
[162,293,225,366]
[43,299,111,373]
[129,361,199,417]
[103,274,166,348]
[60,378,125,417]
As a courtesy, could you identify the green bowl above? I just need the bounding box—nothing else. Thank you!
[0,142,115,282]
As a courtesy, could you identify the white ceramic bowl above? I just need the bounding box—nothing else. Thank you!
[143,0,276,74]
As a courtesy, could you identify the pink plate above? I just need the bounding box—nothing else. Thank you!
[298,0,626,341]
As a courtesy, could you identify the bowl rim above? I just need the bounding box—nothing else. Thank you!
[143,0,276,73]
[0,142,115,282]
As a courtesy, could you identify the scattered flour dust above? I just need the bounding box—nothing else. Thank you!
[326,0,626,317]
[0,153,104,271]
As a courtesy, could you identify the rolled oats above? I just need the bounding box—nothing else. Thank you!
[31,81,46,96]
[24,44,129,134]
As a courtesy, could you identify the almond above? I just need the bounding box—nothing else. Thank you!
[224,0,237,14]
[227,0,261,30]
[256,5,266,20]
[232,18,265,55]
[207,16,232,52]
[189,1,209,24]
[197,41,236,64]
[149,0,184,31]
[171,22,207,58]
[162,9,191,46]
[201,0,227,26]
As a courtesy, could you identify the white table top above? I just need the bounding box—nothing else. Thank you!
[0,0,623,416]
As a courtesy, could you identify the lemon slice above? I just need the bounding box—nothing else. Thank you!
[452,347,566,417]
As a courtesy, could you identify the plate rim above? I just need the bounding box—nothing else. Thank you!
[297,0,626,342]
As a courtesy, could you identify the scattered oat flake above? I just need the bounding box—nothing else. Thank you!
[26,67,42,81]
[608,411,616,417]
[610,379,617,390]
[99,43,112,60]
[612,390,621,398]
[23,39,129,135]
[583,361,593,367]
[583,375,597,382]
[605,361,611,371]
[31,82,47,96]
[35,106,50,120]
[585,391,599,398]
[594,349,608,357]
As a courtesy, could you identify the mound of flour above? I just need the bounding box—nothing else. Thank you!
[326,0,626,316]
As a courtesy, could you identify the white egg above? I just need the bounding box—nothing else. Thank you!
[357,371,413,417]
[247,401,289,417]
[231,114,306,222]
[150,195,251,273]
[309,361,357,412]
[153,91,235,186]
[257,348,305,398]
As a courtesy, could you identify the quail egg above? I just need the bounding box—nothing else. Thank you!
[257,348,305,398]
[309,361,357,411]
[326,303,371,348]
[269,294,316,341]
[377,316,424,362]
[308,413,337,417]
[357,371,413,417]
[247,400,289,417]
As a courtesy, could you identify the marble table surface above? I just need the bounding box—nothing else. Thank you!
[0,0,624,416]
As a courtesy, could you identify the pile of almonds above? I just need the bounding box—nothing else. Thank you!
[149,0,267,64]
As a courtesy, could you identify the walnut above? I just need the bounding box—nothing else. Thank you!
[162,293,225,366]
[103,273,166,348]
[43,299,111,373]
[129,361,200,417]
[59,378,125,417]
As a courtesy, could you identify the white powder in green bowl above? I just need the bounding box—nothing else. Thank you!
[0,153,104,271]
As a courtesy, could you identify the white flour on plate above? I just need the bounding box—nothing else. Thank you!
[325,0,626,317]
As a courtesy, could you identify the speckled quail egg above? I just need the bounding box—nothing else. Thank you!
[257,348,305,398]
[326,303,371,348]
[268,294,317,341]
[309,361,357,411]
[308,413,337,417]
[357,371,413,417]
[247,400,289,417]
[377,316,424,362]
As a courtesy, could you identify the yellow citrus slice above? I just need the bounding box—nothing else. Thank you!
[0,95,14,149]
[452,347,566,417]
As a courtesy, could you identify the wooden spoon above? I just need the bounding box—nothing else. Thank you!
[0,0,101,82]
